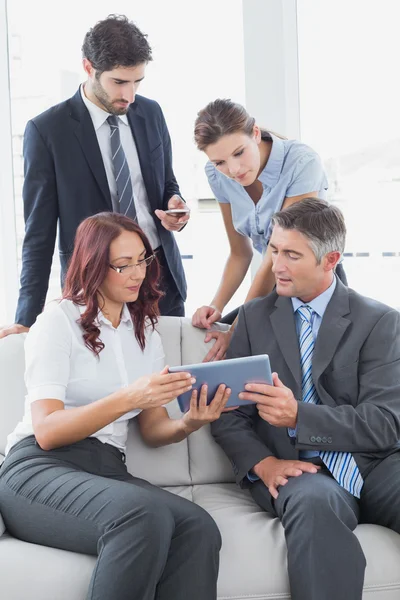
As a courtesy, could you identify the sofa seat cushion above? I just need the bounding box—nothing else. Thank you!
[125,405,191,487]
[0,534,95,600]
[193,482,400,600]
[0,454,4,536]
[1,482,400,600]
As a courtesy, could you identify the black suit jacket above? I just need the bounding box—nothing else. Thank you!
[211,280,400,487]
[16,90,186,327]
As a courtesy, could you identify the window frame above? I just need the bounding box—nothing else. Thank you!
[0,0,301,323]
[0,0,18,325]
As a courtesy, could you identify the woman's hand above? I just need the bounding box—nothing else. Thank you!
[181,384,232,434]
[202,329,233,362]
[126,366,195,410]
[192,305,222,329]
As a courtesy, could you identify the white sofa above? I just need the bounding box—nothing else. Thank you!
[1,316,400,599]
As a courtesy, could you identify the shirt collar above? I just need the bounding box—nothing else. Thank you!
[258,133,285,188]
[291,276,337,318]
[80,84,129,131]
[77,302,133,330]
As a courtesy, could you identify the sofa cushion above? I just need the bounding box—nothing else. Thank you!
[0,534,95,600]
[0,335,27,455]
[180,318,236,484]
[0,485,191,599]
[0,316,184,458]
[180,318,230,365]
[194,483,290,599]
[124,317,192,486]
[0,453,4,536]
[125,413,191,487]
[187,425,236,485]
[194,483,400,600]
[2,481,400,600]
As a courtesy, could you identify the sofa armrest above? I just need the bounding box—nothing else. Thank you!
[0,453,5,536]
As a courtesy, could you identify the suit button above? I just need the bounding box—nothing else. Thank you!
[327,437,333,444]
[310,436,316,442]
[322,436,327,443]
[316,436,322,443]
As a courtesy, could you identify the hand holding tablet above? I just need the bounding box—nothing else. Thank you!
[169,355,273,413]
[180,382,233,433]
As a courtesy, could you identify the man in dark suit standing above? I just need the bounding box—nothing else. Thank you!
[211,198,400,600]
[0,14,188,339]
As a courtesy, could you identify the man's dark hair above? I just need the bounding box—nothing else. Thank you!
[82,14,152,74]
[271,198,346,263]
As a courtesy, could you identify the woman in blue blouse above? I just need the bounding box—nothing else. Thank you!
[192,98,344,361]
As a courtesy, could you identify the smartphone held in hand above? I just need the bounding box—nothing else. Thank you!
[165,208,190,215]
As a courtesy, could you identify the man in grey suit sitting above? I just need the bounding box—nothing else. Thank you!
[211,198,400,600]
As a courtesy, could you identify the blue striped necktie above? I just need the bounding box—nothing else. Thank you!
[107,115,137,221]
[297,305,363,498]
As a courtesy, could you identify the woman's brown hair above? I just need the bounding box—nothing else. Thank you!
[194,98,285,151]
[63,212,162,356]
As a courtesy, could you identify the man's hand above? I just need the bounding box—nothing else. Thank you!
[253,456,320,499]
[239,372,298,428]
[0,324,30,339]
[155,195,190,232]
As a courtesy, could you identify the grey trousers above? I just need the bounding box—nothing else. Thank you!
[0,436,221,600]
[250,453,400,600]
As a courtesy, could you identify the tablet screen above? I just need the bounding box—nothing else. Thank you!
[169,354,272,412]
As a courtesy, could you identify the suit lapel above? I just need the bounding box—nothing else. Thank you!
[313,279,351,404]
[68,90,111,209]
[270,295,302,397]
[127,107,159,213]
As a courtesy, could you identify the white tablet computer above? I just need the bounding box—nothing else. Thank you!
[169,354,273,413]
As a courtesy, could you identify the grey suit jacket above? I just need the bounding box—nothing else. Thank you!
[211,279,400,487]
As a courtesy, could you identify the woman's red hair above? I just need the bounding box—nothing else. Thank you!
[63,212,163,356]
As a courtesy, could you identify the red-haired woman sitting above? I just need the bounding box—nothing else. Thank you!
[0,213,231,600]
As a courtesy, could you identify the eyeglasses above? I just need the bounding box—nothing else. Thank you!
[109,254,156,275]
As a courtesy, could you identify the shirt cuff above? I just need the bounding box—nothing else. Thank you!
[288,426,297,438]
[247,471,260,483]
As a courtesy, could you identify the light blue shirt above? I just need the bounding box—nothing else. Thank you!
[288,276,337,456]
[205,133,328,254]
[248,277,337,481]
[291,276,337,338]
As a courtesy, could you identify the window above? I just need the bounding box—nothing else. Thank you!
[297,0,400,308]
[6,0,248,320]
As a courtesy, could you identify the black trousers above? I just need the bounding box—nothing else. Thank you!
[156,246,185,317]
[250,453,400,600]
[221,263,348,325]
[0,436,221,600]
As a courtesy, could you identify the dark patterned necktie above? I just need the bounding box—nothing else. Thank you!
[107,115,137,221]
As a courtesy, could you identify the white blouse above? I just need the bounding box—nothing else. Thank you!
[6,300,165,453]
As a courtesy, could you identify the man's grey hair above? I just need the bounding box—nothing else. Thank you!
[271,198,346,263]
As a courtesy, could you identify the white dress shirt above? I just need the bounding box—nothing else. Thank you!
[6,300,165,454]
[80,85,161,250]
